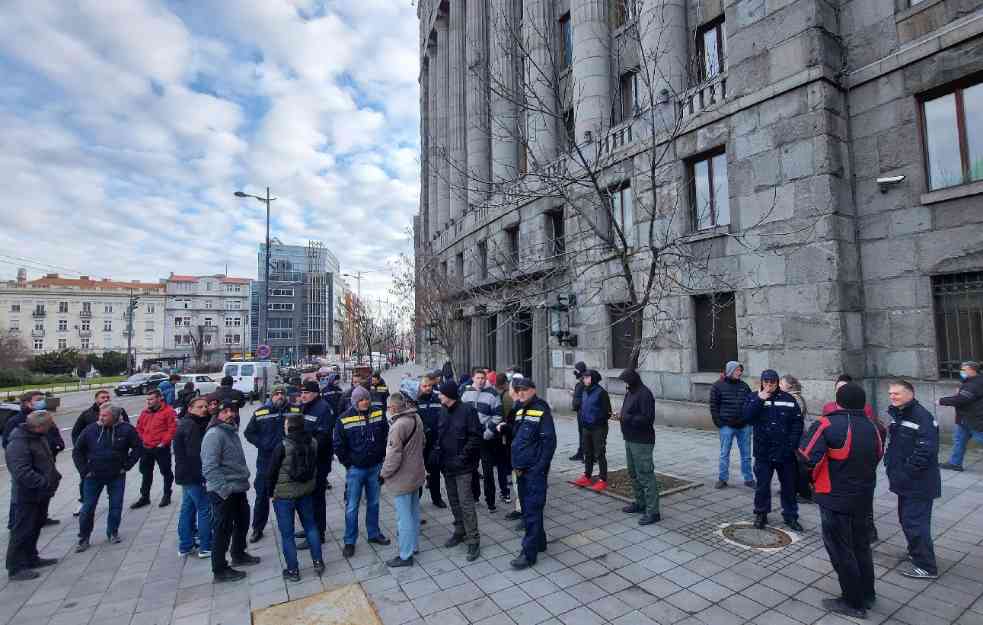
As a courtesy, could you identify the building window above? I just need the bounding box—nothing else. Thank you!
[10,303,20,313]
[612,0,636,28]
[455,252,465,281]
[34,322,43,332]
[477,241,488,280]
[226,284,242,293]
[268,317,293,340]
[268,302,295,312]
[932,272,983,379]
[57,338,67,349]
[618,70,640,124]
[57,319,67,332]
[204,317,214,327]
[270,288,294,297]
[81,338,89,350]
[146,304,155,314]
[608,183,635,247]
[33,339,43,351]
[173,334,182,346]
[922,81,982,191]
[204,334,213,345]
[559,13,572,69]
[103,320,112,332]
[9,319,19,331]
[58,302,68,313]
[697,17,726,82]
[563,108,575,150]
[506,226,520,269]
[225,301,242,310]
[609,303,642,369]
[104,304,113,314]
[34,304,46,315]
[81,302,91,314]
[691,150,730,230]
[204,300,213,309]
[547,208,566,258]
[81,320,90,332]
[694,292,738,373]
[440,261,448,280]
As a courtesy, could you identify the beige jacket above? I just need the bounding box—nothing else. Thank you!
[380,408,426,495]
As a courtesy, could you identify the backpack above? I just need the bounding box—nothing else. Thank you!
[286,437,317,483]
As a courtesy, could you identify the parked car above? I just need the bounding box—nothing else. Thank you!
[177,374,219,397]
[114,372,169,396]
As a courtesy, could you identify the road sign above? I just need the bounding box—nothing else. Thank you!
[256,344,272,359]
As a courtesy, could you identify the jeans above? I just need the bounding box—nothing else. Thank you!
[343,464,382,545]
[139,445,174,498]
[718,425,753,482]
[949,423,983,466]
[209,491,249,574]
[78,475,125,541]
[753,459,799,521]
[898,496,937,575]
[820,506,875,610]
[6,499,45,573]
[393,491,421,560]
[178,484,212,553]
[273,496,322,571]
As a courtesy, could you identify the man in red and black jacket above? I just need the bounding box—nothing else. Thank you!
[798,383,883,620]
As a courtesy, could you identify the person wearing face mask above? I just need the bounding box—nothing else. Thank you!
[939,361,983,472]
[173,397,213,558]
[4,391,65,531]
[244,386,301,543]
[131,389,177,510]
[71,389,130,517]
[743,370,804,531]
[72,404,141,552]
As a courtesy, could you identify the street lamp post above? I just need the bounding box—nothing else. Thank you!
[235,188,276,358]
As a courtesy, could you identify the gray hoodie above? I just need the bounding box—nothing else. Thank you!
[201,421,251,499]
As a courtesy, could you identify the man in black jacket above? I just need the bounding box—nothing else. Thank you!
[709,361,754,489]
[569,362,587,461]
[618,369,661,525]
[5,411,60,580]
[4,391,65,530]
[940,361,983,472]
[73,404,142,552]
[71,389,129,515]
[215,377,247,409]
[174,397,212,558]
[433,380,482,561]
[885,380,941,580]
[799,383,883,619]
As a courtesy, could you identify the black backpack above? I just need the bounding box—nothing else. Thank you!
[286,438,317,482]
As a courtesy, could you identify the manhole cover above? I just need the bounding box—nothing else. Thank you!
[719,522,793,550]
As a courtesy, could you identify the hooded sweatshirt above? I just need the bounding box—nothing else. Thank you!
[618,370,655,444]
[579,370,612,429]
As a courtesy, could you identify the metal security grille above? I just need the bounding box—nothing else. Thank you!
[933,272,983,379]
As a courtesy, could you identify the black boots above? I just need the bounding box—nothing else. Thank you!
[754,513,768,529]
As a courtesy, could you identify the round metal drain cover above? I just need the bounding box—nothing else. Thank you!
[720,523,793,549]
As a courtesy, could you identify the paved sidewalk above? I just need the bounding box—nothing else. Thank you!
[1,365,982,625]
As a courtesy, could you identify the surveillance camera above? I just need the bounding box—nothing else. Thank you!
[876,175,905,193]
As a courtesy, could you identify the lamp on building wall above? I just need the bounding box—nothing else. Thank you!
[549,294,578,347]
[425,319,439,345]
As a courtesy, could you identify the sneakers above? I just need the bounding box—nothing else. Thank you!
[248,529,263,543]
[502,492,512,504]
[313,560,325,576]
[744,480,756,488]
[505,511,522,520]
[444,535,464,548]
[622,503,643,514]
[754,513,768,529]
[108,533,122,544]
[368,535,391,546]
[213,568,247,583]
[569,452,584,461]
[282,568,301,583]
[75,539,90,553]
[715,480,728,489]
[487,504,497,513]
[573,474,593,487]
[130,496,150,510]
[9,569,40,581]
[900,565,938,580]
[940,462,964,472]
[591,480,608,492]
[639,513,661,526]
[466,544,481,562]
[821,597,867,619]
[158,493,171,508]
[785,519,804,532]
[432,499,448,509]
[342,544,355,558]
[386,556,413,568]
[510,556,532,570]
[197,550,211,559]
[42,518,60,527]
[179,549,194,557]
[73,504,82,518]
[231,553,261,567]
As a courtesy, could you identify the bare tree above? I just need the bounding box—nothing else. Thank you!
[0,331,31,370]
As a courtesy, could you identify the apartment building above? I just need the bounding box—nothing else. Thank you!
[161,274,251,368]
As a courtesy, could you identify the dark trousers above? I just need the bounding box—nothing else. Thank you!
[8,498,50,531]
[78,476,125,541]
[820,506,875,610]
[209,491,250,574]
[6,498,46,573]
[575,419,584,456]
[252,456,272,532]
[583,424,608,481]
[139,445,174,499]
[479,439,509,507]
[423,437,444,504]
[445,471,480,545]
[898,496,937,575]
[517,471,547,563]
[311,459,330,540]
[753,458,799,521]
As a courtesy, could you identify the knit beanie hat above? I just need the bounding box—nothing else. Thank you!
[437,380,460,400]
[724,361,742,377]
[836,383,866,411]
[350,386,371,407]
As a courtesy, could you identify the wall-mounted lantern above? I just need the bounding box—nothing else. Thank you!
[425,319,439,345]
[548,294,578,347]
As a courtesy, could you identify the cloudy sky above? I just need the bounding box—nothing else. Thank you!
[0,1,419,299]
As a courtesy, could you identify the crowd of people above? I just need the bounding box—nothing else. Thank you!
[2,359,979,620]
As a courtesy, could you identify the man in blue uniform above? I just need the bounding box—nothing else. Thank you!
[299,381,336,542]
[417,375,446,508]
[244,386,300,542]
[743,369,804,531]
[320,374,344,439]
[885,379,941,579]
[333,385,391,558]
[509,378,556,570]
[369,370,390,414]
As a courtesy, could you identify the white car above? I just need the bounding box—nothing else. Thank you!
[178,374,219,397]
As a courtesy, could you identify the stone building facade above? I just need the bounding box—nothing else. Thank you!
[162,274,251,368]
[415,0,983,428]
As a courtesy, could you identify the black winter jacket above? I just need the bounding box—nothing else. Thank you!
[744,390,804,462]
[799,409,883,514]
[6,426,60,503]
[72,420,142,481]
[885,400,941,500]
[3,408,65,456]
[72,402,130,444]
[173,414,210,485]
[939,374,983,431]
[333,406,388,468]
[619,371,656,444]
[710,378,752,428]
[432,400,482,476]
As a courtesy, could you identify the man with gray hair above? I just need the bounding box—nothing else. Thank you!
[940,361,983,472]
[5,411,61,580]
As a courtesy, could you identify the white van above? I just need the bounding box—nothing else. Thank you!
[222,361,278,400]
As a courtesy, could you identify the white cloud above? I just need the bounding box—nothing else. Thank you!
[0,0,419,299]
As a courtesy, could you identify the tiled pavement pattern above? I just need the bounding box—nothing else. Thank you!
[1,364,982,625]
